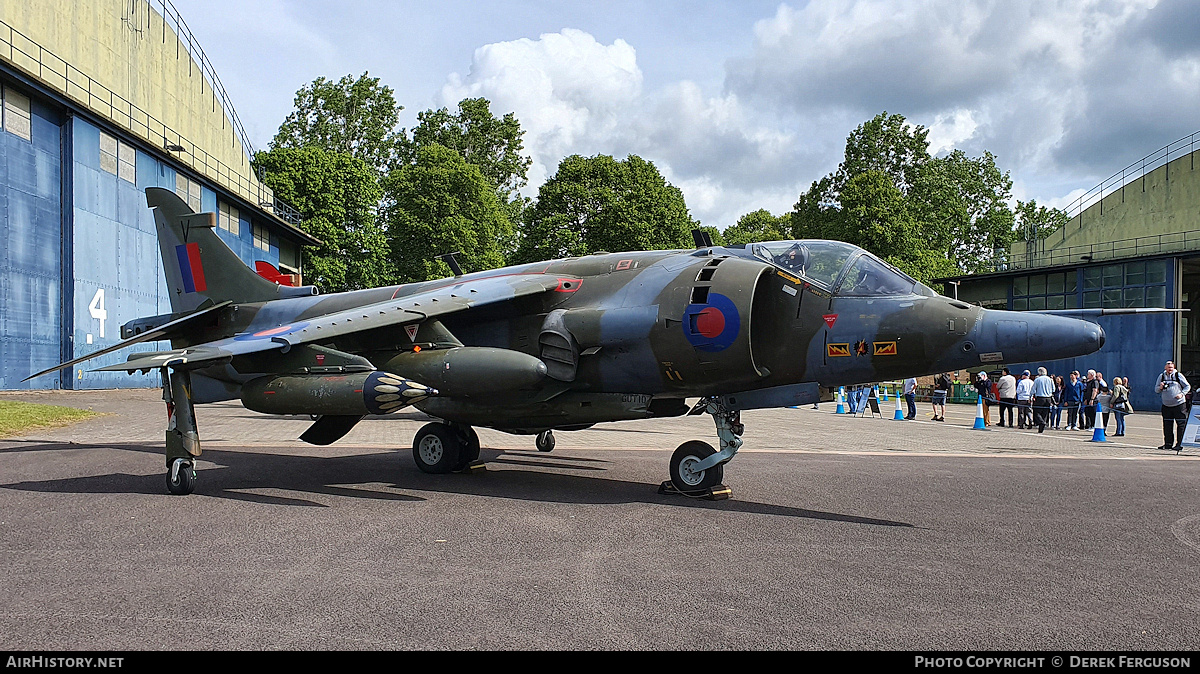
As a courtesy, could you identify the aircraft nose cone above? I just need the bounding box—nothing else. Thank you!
[971,310,1105,364]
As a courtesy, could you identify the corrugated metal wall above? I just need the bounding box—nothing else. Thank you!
[68,116,283,389]
[69,116,172,389]
[0,91,64,390]
[0,78,288,390]
[1004,312,1175,412]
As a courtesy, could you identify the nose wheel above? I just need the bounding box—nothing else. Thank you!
[660,397,737,500]
[668,441,724,492]
[535,430,555,452]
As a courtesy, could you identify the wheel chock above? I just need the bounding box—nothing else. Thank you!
[657,481,731,500]
[459,461,487,473]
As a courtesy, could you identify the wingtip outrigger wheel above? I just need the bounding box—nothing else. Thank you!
[162,367,202,495]
[167,458,197,495]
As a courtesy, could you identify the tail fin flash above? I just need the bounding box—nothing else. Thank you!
[147,187,288,313]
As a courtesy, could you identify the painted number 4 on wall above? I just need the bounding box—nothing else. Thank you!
[87,288,107,343]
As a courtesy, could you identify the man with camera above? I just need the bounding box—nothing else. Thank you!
[1155,360,1191,451]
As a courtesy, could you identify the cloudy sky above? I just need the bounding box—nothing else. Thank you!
[171,0,1200,229]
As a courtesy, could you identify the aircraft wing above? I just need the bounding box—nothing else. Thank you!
[61,273,560,378]
[23,301,232,381]
[1030,308,1183,316]
[205,272,562,357]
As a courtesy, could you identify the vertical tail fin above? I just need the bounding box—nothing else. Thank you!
[147,187,285,313]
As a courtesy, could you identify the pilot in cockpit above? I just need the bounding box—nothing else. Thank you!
[776,243,809,274]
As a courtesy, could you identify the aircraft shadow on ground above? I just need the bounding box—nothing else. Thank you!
[0,440,913,527]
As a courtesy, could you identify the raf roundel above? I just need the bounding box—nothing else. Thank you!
[682,292,740,352]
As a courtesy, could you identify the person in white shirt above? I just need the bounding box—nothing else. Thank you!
[1015,370,1034,429]
[997,368,1017,427]
[903,377,917,420]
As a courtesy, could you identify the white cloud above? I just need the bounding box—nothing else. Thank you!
[722,0,1198,208]
[927,109,979,156]
[439,28,816,226]
[440,29,644,186]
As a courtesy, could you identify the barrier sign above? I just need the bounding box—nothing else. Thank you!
[1182,406,1200,447]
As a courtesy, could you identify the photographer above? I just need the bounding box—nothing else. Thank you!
[1155,361,1191,451]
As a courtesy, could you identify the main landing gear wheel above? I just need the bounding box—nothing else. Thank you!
[535,430,555,453]
[451,424,480,472]
[669,441,724,493]
[166,459,196,495]
[412,423,462,474]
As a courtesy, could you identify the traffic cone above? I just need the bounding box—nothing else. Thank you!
[893,392,905,420]
[880,386,888,402]
[1091,425,1107,442]
[835,387,846,414]
[972,395,987,430]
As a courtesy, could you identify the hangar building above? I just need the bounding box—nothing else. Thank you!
[0,0,316,390]
[940,134,1200,411]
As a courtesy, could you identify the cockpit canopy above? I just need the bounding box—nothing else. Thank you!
[749,240,934,297]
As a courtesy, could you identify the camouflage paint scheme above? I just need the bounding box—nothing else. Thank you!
[28,188,1105,494]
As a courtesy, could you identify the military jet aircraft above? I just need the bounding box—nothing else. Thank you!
[28,188,1105,496]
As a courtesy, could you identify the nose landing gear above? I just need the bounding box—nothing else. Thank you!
[660,397,737,500]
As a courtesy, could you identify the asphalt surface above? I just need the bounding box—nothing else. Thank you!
[2,389,1199,650]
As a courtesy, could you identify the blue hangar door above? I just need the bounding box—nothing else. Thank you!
[0,84,66,390]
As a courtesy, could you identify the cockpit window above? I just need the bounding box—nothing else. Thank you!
[835,253,916,296]
[750,240,857,289]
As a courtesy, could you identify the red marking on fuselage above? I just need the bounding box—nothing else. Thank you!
[555,278,583,292]
[695,307,725,338]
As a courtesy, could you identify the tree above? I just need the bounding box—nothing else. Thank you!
[412,98,532,208]
[514,154,697,263]
[382,144,513,282]
[271,72,407,174]
[910,150,1016,274]
[791,112,1017,281]
[696,225,727,247]
[254,146,389,292]
[722,209,789,246]
[1015,199,1069,241]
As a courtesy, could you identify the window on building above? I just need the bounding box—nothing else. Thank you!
[1013,262,1170,310]
[175,173,201,212]
[100,132,118,175]
[118,141,136,183]
[253,222,270,251]
[218,200,240,236]
[3,86,31,141]
[99,131,137,184]
[1011,271,1079,311]
[278,240,299,270]
[1081,260,1169,309]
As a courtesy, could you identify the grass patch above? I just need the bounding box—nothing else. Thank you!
[0,400,98,438]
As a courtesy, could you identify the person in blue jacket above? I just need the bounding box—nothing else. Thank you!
[1062,370,1085,430]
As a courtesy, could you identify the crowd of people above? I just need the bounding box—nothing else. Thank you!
[888,361,1193,451]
